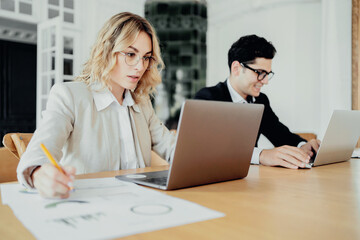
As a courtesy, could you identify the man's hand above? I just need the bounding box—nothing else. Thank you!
[259,145,310,169]
[32,163,76,199]
[300,139,321,157]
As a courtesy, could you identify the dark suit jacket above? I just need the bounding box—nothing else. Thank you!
[194,80,305,147]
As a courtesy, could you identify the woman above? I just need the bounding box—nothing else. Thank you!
[17,12,176,198]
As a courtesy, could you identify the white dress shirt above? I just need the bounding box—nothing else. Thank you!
[92,89,143,169]
[227,79,261,164]
[227,79,306,164]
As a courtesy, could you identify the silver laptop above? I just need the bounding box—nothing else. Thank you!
[116,99,264,190]
[308,110,360,167]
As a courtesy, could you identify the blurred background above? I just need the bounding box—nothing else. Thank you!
[0,0,352,149]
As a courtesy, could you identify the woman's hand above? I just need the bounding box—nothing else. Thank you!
[32,163,76,199]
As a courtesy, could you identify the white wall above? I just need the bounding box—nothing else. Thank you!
[1,0,351,144]
[72,0,351,144]
[78,0,146,70]
[207,0,351,146]
[319,0,352,138]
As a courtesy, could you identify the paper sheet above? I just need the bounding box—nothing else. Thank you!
[352,148,360,158]
[1,178,224,240]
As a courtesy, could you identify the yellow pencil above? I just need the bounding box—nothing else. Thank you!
[40,143,74,191]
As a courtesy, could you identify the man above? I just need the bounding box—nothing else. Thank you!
[194,34,320,169]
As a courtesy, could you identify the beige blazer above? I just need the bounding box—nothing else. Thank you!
[17,82,176,188]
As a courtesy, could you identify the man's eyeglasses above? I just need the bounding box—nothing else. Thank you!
[240,63,274,81]
[119,52,156,70]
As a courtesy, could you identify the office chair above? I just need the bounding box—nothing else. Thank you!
[0,147,19,183]
[0,132,32,183]
[296,133,317,142]
[3,133,33,160]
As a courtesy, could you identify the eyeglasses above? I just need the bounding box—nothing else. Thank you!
[240,63,274,81]
[119,52,156,70]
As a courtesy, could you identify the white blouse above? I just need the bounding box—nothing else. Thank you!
[92,89,144,169]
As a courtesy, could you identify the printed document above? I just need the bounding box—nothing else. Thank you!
[1,177,224,240]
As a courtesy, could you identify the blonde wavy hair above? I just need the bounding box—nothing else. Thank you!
[76,12,164,103]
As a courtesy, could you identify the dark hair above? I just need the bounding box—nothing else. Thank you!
[228,34,276,71]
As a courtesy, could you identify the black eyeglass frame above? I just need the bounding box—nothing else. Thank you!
[240,63,274,81]
[118,51,156,70]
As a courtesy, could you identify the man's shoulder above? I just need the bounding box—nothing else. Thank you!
[255,92,270,104]
[194,81,229,101]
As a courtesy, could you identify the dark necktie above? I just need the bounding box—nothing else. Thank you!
[246,95,253,103]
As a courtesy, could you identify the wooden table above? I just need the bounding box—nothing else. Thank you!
[1,160,360,240]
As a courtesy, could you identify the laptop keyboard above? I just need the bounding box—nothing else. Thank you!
[115,170,169,187]
[142,177,168,186]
